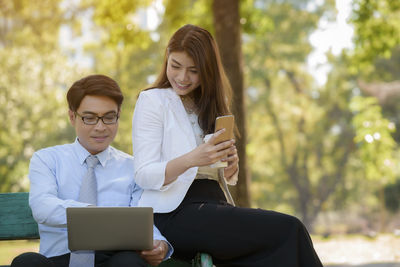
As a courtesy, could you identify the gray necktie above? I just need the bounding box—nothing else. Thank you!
[69,155,99,267]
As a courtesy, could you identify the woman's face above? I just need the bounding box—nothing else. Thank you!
[167,51,200,96]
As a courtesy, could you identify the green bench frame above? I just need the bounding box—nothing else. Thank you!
[0,192,213,267]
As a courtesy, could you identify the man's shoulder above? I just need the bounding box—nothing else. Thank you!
[30,143,76,168]
[34,143,75,157]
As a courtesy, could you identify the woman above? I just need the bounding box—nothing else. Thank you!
[132,24,322,267]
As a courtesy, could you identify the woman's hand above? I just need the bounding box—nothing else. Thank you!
[222,145,239,179]
[140,240,168,266]
[164,129,235,186]
[186,129,235,168]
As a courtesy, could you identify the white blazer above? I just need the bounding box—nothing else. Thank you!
[132,88,237,213]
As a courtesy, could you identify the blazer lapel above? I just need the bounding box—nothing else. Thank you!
[166,89,197,149]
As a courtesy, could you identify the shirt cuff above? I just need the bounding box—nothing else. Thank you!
[153,225,174,259]
[163,240,174,260]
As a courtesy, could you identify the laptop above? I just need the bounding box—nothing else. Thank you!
[66,206,153,251]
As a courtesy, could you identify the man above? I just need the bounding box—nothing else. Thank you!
[11,74,172,267]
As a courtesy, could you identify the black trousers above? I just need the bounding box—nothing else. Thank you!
[155,179,323,267]
[11,250,147,267]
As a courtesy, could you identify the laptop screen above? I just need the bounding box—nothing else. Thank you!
[67,206,153,251]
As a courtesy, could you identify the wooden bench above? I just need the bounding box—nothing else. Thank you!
[0,192,213,267]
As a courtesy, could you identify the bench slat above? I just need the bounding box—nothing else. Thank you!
[0,193,39,240]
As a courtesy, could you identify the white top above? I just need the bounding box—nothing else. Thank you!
[186,111,219,181]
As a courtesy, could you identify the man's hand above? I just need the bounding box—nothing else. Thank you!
[140,240,168,266]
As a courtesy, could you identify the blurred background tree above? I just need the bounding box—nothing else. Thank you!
[1,0,399,233]
[0,0,78,192]
[349,0,400,232]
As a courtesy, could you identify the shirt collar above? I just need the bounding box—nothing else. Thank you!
[73,138,110,167]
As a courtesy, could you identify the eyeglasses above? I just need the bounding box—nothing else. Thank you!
[75,112,119,125]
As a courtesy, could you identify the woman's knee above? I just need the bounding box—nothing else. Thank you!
[281,213,307,233]
[11,252,54,267]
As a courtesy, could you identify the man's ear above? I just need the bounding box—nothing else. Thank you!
[68,110,75,125]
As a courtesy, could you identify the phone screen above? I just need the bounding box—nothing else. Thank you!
[214,115,234,144]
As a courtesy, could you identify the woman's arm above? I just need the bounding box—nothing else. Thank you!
[132,92,167,190]
[164,130,236,185]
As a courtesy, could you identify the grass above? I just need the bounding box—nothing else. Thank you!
[0,240,39,265]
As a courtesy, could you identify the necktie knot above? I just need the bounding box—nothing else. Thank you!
[86,155,99,169]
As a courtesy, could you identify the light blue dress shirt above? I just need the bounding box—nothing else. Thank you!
[28,139,173,259]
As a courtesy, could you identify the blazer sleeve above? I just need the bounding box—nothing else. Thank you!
[132,91,169,190]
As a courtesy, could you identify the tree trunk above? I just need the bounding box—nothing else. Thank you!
[212,0,250,207]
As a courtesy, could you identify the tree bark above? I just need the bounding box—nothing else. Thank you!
[212,0,250,207]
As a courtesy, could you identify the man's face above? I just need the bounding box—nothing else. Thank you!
[69,95,119,155]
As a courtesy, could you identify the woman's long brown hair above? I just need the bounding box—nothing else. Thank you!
[146,24,233,135]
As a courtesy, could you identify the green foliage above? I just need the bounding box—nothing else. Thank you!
[76,0,164,153]
[242,0,352,228]
[330,3,400,226]
[0,0,78,192]
[161,0,213,36]
[351,0,400,66]
[373,46,400,82]
[0,0,66,49]
[243,1,320,70]
[350,96,396,183]
[83,0,152,48]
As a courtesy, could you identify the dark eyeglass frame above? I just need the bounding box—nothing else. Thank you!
[74,112,119,125]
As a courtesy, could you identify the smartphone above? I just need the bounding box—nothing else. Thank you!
[214,115,235,144]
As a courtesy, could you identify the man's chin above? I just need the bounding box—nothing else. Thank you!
[92,136,109,143]
[89,143,110,154]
